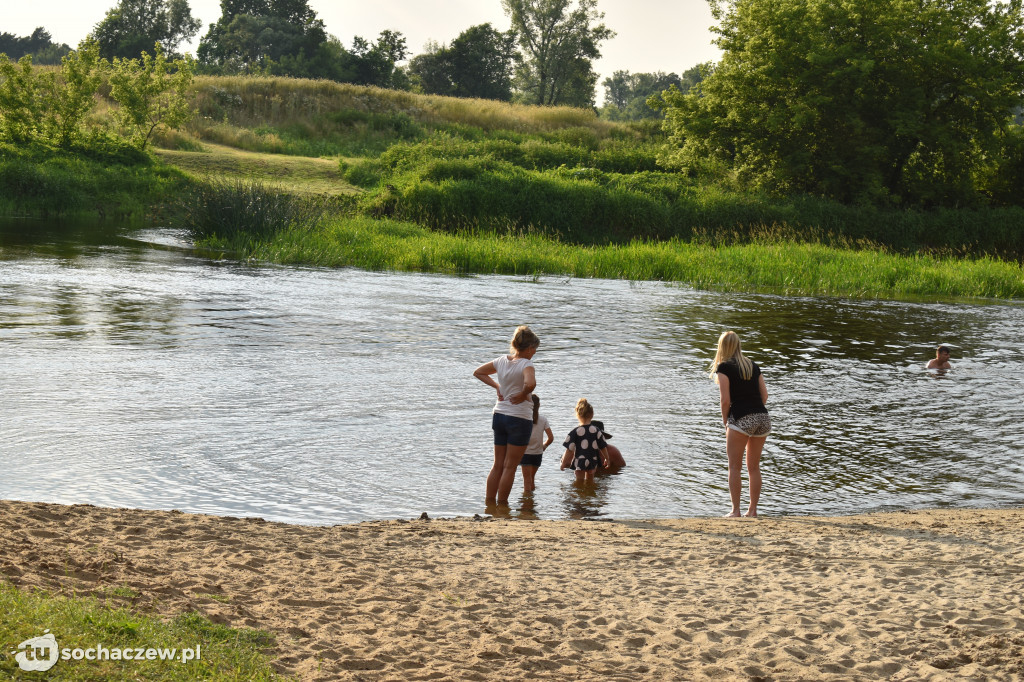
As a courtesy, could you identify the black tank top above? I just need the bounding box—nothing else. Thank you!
[716,361,768,420]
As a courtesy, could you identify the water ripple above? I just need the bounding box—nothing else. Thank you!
[2,220,1023,522]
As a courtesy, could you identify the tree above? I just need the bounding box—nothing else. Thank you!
[92,0,201,59]
[197,0,326,72]
[0,55,44,143]
[410,23,518,100]
[660,0,1024,207]
[108,44,194,149]
[41,39,107,147]
[337,30,409,88]
[409,41,453,95]
[502,0,614,107]
[0,39,106,146]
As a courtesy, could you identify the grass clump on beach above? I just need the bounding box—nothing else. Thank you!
[204,217,1024,300]
[0,581,284,681]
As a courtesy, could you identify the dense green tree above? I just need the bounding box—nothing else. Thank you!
[0,55,44,142]
[0,39,106,146]
[502,0,614,107]
[409,23,518,100]
[0,28,72,65]
[109,44,194,149]
[336,30,409,88]
[660,0,1024,207]
[41,39,107,146]
[92,0,201,59]
[409,41,451,95]
[197,0,326,72]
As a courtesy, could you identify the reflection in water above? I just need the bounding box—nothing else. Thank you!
[561,480,609,520]
[1,218,1024,524]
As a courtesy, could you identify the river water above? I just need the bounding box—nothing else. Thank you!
[1,219,1022,524]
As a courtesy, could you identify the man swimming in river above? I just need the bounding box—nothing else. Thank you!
[926,346,952,369]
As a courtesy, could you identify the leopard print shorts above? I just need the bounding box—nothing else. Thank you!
[727,412,771,437]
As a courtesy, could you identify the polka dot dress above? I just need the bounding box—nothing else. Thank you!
[562,424,608,471]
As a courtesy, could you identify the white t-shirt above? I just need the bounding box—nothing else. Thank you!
[492,355,535,420]
[525,414,550,455]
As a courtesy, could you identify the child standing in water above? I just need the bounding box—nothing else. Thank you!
[560,398,610,483]
[521,395,554,493]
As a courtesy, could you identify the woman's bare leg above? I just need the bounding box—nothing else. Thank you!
[744,437,766,517]
[725,428,749,517]
[497,444,526,503]
[486,445,507,505]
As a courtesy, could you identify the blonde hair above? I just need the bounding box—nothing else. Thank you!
[709,330,754,381]
[510,325,540,354]
[575,398,594,421]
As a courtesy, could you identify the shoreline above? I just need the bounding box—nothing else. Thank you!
[3,499,1023,680]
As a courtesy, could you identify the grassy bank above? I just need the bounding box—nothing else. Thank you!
[340,135,1024,254]
[5,74,1023,299]
[201,216,1024,299]
[0,581,283,681]
[0,140,188,219]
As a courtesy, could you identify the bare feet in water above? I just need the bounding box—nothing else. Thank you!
[724,511,741,518]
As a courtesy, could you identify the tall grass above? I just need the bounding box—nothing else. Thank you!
[189,76,618,136]
[201,216,1024,300]
[172,177,328,240]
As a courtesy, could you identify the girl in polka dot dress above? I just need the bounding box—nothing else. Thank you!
[560,398,610,482]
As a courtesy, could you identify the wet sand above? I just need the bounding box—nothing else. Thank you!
[2,500,1023,680]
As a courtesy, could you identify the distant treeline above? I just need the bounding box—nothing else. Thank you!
[0,28,71,65]
[4,0,676,120]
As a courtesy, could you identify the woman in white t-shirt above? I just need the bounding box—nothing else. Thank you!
[521,395,554,493]
[473,325,540,505]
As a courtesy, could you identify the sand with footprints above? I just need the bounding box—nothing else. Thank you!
[2,500,1023,680]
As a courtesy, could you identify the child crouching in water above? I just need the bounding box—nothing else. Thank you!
[521,395,554,492]
[560,398,610,482]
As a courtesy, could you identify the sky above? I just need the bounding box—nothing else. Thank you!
[3,0,723,101]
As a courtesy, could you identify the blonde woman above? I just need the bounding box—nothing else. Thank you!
[709,331,770,517]
[473,325,540,505]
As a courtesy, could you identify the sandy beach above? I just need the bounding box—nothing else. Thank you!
[1,500,1023,681]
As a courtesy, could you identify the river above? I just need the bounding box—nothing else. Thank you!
[2,218,1022,523]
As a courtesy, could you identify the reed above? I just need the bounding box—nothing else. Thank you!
[201,216,1024,300]
[172,177,328,240]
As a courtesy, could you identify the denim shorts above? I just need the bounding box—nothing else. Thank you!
[492,412,533,447]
